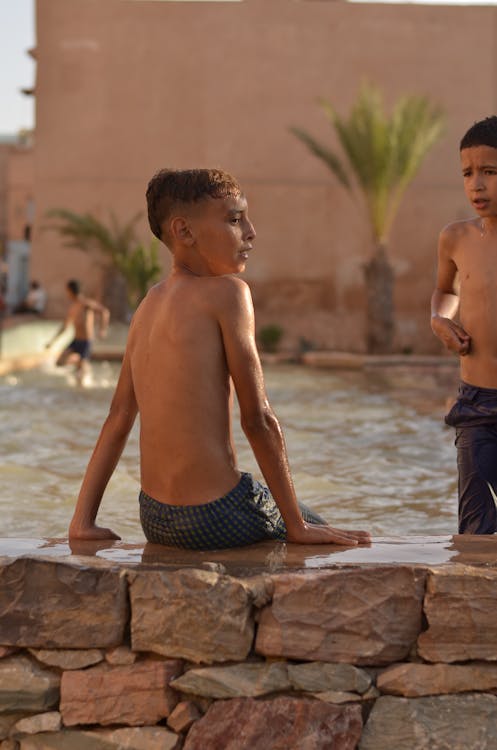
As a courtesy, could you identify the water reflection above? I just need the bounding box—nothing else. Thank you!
[2,534,496,574]
[0,361,459,539]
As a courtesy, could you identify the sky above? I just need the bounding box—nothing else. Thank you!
[0,0,35,136]
[1,0,496,136]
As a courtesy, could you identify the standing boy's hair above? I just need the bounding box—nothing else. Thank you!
[146,168,242,244]
[460,116,497,151]
[67,279,80,295]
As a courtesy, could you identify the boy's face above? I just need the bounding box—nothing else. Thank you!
[461,145,497,217]
[189,194,256,276]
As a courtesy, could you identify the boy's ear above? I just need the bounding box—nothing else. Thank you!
[170,216,194,245]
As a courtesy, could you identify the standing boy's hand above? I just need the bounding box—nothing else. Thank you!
[431,315,471,355]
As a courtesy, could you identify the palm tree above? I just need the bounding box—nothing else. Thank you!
[291,83,445,353]
[46,209,162,317]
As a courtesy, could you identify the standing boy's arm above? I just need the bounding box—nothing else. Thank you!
[68,349,138,540]
[219,278,370,546]
[431,227,471,355]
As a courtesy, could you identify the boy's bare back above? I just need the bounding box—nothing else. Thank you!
[129,272,243,504]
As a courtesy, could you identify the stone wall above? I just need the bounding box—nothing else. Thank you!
[1,555,497,749]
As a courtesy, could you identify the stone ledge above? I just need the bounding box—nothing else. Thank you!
[1,537,497,748]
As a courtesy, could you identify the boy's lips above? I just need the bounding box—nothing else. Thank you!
[473,198,489,209]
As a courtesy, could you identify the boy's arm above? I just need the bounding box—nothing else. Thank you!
[431,227,470,355]
[46,310,73,348]
[87,298,110,337]
[218,278,370,546]
[68,349,138,540]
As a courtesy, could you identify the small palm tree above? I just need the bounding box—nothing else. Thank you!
[46,209,162,315]
[291,83,445,353]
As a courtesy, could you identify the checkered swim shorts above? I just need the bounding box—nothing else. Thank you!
[139,471,325,550]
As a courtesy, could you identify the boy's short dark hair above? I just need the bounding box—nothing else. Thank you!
[146,168,242,243]
[460,116,497,151]
[67,279,80,295]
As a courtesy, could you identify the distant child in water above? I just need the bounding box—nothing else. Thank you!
[69,168,371,549]
[431,116,497,534]
[46,279,109,385]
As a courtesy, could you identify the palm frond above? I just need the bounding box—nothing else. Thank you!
[45,208,161,310]
[289,126,351,189]
[291,82,445,243]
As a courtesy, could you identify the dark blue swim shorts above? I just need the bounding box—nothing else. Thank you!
[68,338,91,360]
[445,381,497,534]
[139,471,326,550]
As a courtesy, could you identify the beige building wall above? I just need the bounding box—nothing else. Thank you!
[6,146,34,243]
[31,0,497,352]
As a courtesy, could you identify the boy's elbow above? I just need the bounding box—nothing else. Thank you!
[241,405,279,438]
[106,404,136,440]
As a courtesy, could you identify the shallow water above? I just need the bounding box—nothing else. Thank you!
[0,361,459,540]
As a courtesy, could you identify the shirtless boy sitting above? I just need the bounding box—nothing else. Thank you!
[69,168,371,549]
[431,116,497,534]
[47,279,110,384]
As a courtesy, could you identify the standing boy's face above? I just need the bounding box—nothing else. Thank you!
[189,194,256,276]
[461,144,497,218]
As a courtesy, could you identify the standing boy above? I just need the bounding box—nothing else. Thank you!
[431,116,497,534]
[69,168,371,548]
[47,279,110,384]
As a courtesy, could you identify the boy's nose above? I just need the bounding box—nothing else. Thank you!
[245,220,256,240]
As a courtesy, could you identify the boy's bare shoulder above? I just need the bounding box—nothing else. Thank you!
[200,275,252,309]
[438,218,479,257]
[440,218,478,243]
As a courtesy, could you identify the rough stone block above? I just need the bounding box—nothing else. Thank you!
[183,696,362,750]
[378,662,497,697]
[288,661,371,694]
[0,655,59,713]
[60,659,183,727]
[255,566,426,665]
[418,567,497,663]
[170,661,291,698]
[359,694,497,750]
[13,712,61,736]
[167,701,202,733]
[0,715,25,741]
[104,646,136,666]
[0,559,127,649]
[29,649,104,670]
[129,569,254,663]
[19,726,181,749]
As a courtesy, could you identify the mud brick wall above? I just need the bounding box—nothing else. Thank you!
[1,557,497,749]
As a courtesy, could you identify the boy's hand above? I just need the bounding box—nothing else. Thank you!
[286,522,371,546]
[431,315,471,356]
[68,522,121,541]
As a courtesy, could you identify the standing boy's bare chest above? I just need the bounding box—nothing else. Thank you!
[455,241,497,298]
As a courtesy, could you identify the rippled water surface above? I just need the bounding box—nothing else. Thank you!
[0,361,459,539]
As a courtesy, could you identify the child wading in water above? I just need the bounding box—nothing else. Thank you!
[69,168,371,549]
[432,116,497,534]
